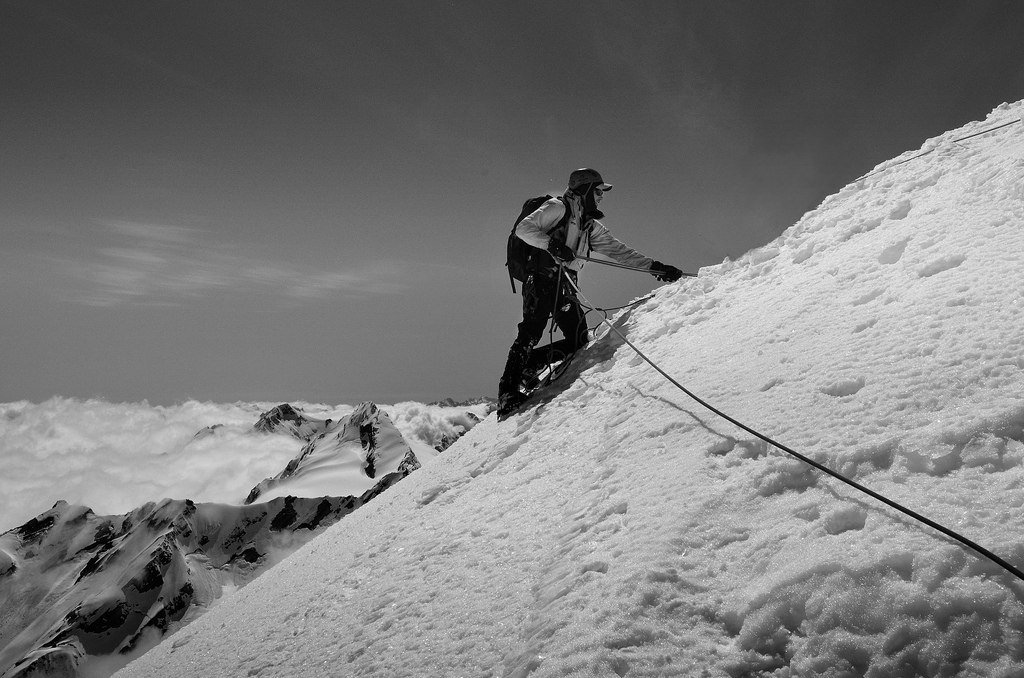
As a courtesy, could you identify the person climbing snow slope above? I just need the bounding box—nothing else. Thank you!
[497,168,684,417]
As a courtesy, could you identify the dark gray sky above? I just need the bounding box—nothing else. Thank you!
[2,0,1023,405]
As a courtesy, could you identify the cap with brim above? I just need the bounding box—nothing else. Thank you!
[568,167,613,192]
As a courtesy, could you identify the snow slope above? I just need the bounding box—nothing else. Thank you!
[117,102,1024,677]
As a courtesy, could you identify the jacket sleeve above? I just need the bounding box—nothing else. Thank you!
[514,198,566,249]
[588,220,654,269]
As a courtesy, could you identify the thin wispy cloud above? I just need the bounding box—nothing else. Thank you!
[54,221,405,307]
[105,221,198,244]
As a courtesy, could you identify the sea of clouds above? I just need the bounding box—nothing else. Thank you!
[0,397,487,533]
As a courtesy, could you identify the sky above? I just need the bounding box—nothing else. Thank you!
[2,0,1023,406]
[110,105,1024,677]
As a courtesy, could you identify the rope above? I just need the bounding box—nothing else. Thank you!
[581,294,655,315]
[562,273,1024,585]
[544,264,565,370]
[531,275,653,391]
[857,117,1022,181]
[577,255,698,277]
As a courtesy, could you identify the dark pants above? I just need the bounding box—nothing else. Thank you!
[498,271,588,399]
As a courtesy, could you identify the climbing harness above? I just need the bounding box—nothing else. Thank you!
[561,271,1024,585]
[543,263,567,369]
[529,256,696,387]
[528,263,654,395]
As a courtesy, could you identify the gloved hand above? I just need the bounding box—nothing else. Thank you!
[547,240,575,263]
[650,260,683,282]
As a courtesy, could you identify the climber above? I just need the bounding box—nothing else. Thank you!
[497,168,683,416]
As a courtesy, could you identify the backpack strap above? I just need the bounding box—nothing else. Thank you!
[507,196,573,293]
[508,195,552,292]
[534,196,572,277]
[549,196,571,243]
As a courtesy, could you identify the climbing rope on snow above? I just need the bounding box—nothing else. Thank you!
[857,116,1023,181]
[581,294,655,316]
[562,273,1024,585]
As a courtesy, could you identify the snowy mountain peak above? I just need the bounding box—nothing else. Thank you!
[114,101,1024,677]
[252,403,331,441]
[244,401,420,505]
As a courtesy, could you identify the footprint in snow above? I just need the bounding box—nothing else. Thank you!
[918,254,967,278]
[820,506,868,535]
[888,199,912,220]
[820,376,866,397]
[877,239,909,265]
[753,458,818,496]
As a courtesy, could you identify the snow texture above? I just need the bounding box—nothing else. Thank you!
[58,102,1024,675]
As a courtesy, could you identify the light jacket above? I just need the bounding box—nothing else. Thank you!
[514,192,654,275]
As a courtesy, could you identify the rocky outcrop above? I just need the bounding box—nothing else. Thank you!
[252,403,331,441]
[432,410,485,453]
[427,396,496,409]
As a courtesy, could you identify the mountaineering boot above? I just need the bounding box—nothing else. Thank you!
[497,391,528,419]
[519,361,547,393]
[497,338,533,418]
[520,351,571,394]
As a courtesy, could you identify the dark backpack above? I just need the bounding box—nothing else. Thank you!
[505,195,569,292]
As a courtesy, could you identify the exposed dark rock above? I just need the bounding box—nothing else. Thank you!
[254,403,301,433]
[427,396,497,408]
[361,420,378,478]
[397,450,422,476]
[236,547,262,564]
[252,404,330,441]
[16,514,57,545]
[434,433,458,453]
[192,424,223,441]
[270,497,298,531]
[78,602,129,635]
[9,641,82,678]
[296,499,336,532]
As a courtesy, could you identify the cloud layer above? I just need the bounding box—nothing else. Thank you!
[0,397,491,532]
[52,220,404,307]
[0,399,303,531]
